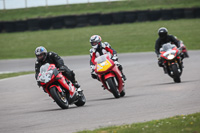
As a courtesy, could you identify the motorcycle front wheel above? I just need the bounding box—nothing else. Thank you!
[171,64,181,83]
[49,87,69,109]
[106,77,120,98]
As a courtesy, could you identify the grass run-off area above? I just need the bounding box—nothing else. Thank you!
[0,18,199,60]
[0,0,199,21]
[77,112,200,133]
[0,71,34,79]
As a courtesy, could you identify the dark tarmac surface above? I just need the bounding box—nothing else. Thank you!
[0,51,199,133]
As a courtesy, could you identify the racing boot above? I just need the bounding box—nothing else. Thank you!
[117,64,126,81]
[122,73,127,81]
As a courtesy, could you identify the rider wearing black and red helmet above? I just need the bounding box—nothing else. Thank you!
[34,46,80,89]
[89,35,126,81]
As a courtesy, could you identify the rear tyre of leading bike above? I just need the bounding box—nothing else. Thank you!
[50,87,69,109]
[106,77,120,98]
[171,64,181,83]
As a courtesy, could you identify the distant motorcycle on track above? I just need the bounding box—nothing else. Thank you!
[159,43,184,83]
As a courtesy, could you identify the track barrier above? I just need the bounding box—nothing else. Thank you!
[0,7,199,33]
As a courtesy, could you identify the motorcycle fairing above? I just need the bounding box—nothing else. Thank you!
[96,60,112,72]
[99,65,123,93]
[49,84,62,93]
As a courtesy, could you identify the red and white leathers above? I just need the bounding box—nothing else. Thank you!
[90,42,119,70]
[89,42,127,81]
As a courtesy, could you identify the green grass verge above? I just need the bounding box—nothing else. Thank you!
[77,112,200,133]
[0,0,200,21]
[0,71,34,79]
[0,18,200,59]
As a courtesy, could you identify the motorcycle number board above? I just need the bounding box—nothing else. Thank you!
[97,60,112,72]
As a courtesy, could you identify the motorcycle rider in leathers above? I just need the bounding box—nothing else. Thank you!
[155,27,188,72]
[34,46,81,97]
[89,35,126,83]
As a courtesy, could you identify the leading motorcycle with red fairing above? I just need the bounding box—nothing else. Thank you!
[94,54,125,98]
[159,43,183,83]
[37,63,86,109]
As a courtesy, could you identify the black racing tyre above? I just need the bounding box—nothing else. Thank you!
[120,89,125,97]
[106,78,120,98]
[49,87,69,109]
[75,91,86,107]
[171,64,181,83]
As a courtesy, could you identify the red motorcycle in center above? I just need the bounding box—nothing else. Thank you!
[37,63,86,109]
[159,43,183,83]
[94,54,125,98]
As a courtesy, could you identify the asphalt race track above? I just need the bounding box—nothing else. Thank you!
[0,51,200,133]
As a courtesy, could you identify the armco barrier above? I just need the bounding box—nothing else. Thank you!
[0,7,199,33]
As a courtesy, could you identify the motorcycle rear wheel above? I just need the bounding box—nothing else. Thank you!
[50,87,69,109]
[171,64,181,83]
[106,77,120,98]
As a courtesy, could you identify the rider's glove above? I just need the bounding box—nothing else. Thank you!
[59,66,66,72]
[90,65,95,70]
[111,54,118,61]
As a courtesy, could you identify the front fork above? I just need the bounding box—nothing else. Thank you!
[166,59,182,75]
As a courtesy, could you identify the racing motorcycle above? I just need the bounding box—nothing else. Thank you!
[94,54,125,98]
[37,63,86,109]
[159,43,183,83]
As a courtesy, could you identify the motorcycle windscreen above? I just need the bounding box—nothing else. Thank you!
[96,60,112,72]
[38,63,54,83]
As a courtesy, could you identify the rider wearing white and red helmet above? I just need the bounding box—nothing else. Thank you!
[89,35,126,81]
